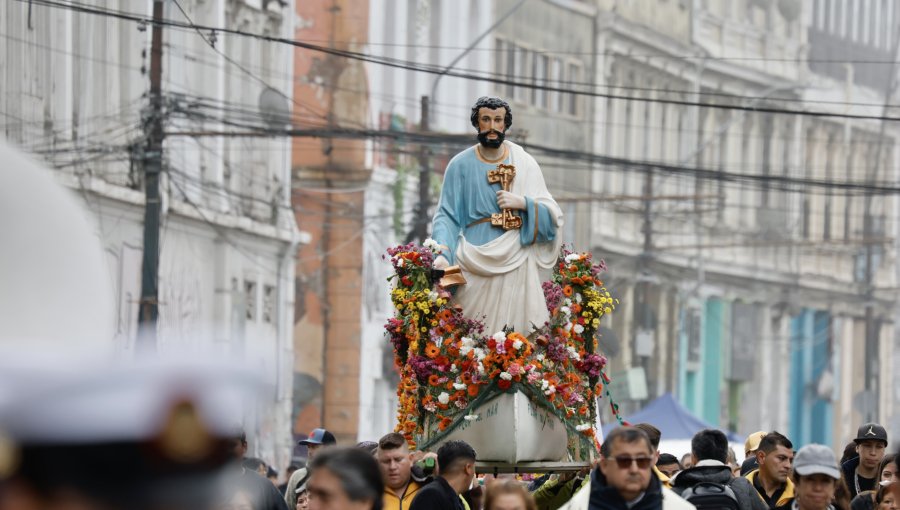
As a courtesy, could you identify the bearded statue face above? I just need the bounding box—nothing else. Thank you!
[470,97,512,148]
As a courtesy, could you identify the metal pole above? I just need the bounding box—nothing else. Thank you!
[408,96,431,243]
[137,0,165,353]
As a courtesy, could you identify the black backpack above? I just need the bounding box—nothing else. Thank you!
[679,482,741,510]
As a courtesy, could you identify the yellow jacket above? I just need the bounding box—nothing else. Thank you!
[383,480,425,510]
[745,469,795,508]
[654,465,672,488]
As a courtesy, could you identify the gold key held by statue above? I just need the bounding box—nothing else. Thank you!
[487,163,523,230]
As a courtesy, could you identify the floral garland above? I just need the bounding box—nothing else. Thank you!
[385,240,620,451]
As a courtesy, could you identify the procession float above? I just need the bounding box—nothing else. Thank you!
[384,241,623,466]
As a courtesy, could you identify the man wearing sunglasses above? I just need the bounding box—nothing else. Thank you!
[558,427,694,510]
[670,429,767,510]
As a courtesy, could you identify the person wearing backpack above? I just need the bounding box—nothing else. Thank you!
[670,429,768,510]
[557,427,694,510]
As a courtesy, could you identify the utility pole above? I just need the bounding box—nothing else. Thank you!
[408,95,431,243]
[137,0,165,353]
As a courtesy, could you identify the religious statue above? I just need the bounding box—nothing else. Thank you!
[431,96,563,334]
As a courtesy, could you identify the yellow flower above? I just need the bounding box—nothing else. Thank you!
[604,307,612,314]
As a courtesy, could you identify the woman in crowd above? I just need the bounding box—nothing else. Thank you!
[484,479,537,510]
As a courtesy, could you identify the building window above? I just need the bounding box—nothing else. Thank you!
[245,280,257,320]
[567,62,582,116]
[551,57,563,112]
[505,41,516,98]
[263,284,275,323]
[534,54,549,109]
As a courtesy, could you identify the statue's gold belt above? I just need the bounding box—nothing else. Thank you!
[466,214,521,230]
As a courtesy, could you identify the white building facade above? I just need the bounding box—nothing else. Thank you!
[1,0,299,467]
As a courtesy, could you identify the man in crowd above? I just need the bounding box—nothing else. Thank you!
[306,447,384,510]
[559,427,693,510]
[635,422,674,487]
[746,432,795,509]
[377,432,432,510]
[410,440,477,510]
[657,454,683,480]
[227,428,291,510]
[741,431,768,476]
[842,423,889,499]
[285,428,338,508]
[671,429,767,510]
[775,444,842,510]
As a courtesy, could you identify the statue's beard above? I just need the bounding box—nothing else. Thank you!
[477,129,505,148]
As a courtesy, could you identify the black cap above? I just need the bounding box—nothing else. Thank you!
[854,423,888,445]
[298,428,336,446]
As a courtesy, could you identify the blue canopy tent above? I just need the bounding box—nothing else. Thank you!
[601,392,743,444]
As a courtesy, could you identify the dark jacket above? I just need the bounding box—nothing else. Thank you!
[409,476,465,510]
[842,456,879,500]
[671,462,767,510]
[740,457,760,477]
[588,467,665,510]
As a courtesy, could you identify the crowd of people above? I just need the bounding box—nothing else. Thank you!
[231,420,898,510]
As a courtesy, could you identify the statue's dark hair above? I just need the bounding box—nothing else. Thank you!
[470,96,513,131]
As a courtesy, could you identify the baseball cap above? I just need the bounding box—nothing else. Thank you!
[744,431,767,455]
[854,423,888,445]
[794,444,841,480]
[299,428,336,446]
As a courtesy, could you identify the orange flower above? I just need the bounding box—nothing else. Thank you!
[428,374,440,386]
[572,277,584,285]
[562,285,573,297]
[425,344,440,358]
[467,385,479,397]
[439,417,452,431]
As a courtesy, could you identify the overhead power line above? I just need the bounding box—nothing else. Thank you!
[161,111,900,196]
[21,0,900,123]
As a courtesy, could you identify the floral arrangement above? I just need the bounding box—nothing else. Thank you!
[385,240,619,452]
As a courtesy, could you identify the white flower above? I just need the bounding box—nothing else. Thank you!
[499,372,513,381]
[464,414,479,422]
[428,291,438,301]
[492,331,506,342]
[567,346,581,360]
[574,293,583,303]
[450,364,459,373]
[460,346,473,356]
[438,392,450,405]
[423,238,440,252]
[397,258,405,267]
[536,353,546,362]
[453,383,467,391]
[544,385,556,396]
[541,380,550,390]
[560,306,571,316]
[575,423,592,432]
[565,253,582,264]
[461,337,475,348]
[512,339,523,350]
[564,298,572,306]
[574,324,585,335]
[473,348,486,361]
[477,364,486,375]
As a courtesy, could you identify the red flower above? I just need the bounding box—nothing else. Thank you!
[498,379,512,390]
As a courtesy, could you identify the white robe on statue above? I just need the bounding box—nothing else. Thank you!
[449,142,563,334]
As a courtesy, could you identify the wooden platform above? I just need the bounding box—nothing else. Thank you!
[475,461,592,474]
